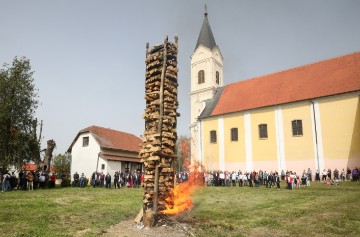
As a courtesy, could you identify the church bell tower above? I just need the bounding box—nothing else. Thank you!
[190,7,223,165]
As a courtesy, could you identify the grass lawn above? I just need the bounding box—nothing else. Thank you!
[0,181,359,237]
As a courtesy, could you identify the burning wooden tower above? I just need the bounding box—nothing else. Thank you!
[140,36,179,227]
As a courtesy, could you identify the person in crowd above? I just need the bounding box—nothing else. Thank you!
[136,170,141,188]
[286,174,293,190]
[295,174,301,188]
[175,172,181,184]
[302,169,307,179]
[18,170,24,190]
[327,168,332,179]
[141,172,144,187]
[114,171,120,189]
[322,169,328,181]
[301,173,307,186]
[352,168,359,182]
[27,171,34,191]
[225,171,230,187]
[254,172,260,187]
[347,167,352,181]
[264,171,269,188]
[268,172,273,188]
[275,173,281,189]
[21,172,27,190]
[238,171,243,187]
[99,172,105,187]
[39,173,46,189]
[307,168,312,182]
[73,172,79,187]
[91,172,97,187]
[333,168,339,180]
[258,170,264,185]
[281,170,285,181]
[50,173,57,188]
[315,169,320,182]
[119,172,124,187]
[219,171,225,186]
[2,172,11,192]
[105,173,111,188]
[80,173,85,188]
[243,172,248,187]
[33,171,39,189]
[125,172,130,188]
[341,169,346,181]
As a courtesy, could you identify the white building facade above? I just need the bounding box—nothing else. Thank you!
[68,126,142,181]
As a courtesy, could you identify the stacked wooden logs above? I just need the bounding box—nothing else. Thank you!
[140,36,179,226]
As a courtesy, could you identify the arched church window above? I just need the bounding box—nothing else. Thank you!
[198,70,205,84]
[216,71,220,84]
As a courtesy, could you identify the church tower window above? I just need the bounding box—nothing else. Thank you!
[198,70,205,84]
[216,71,220,84]
[210,130,217,143]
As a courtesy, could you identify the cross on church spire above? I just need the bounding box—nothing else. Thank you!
[195,5,216,50]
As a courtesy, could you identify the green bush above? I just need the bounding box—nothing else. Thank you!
[61,178,71,187]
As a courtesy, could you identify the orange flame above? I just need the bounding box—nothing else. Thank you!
[161,168,204,215]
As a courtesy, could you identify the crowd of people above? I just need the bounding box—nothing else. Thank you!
[1,170,58,192]
[72,170,144,189]
[176,166,360,190]
[2,167,359,192]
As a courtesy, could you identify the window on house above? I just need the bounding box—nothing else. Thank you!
[210,130,217,143]
[198,70,205,84]
[216,71,220,84]
[231,128,238,141]
[101,164,105,170]
[292,120,303,136]
[259,124,268,139]
[82,136,89,147]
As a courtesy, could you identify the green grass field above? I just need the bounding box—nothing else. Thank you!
[0,181,359,237]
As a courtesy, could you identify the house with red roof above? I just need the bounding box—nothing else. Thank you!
[190,11,360,174]
[67,126,142,181]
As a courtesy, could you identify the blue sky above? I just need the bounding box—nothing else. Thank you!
[1,0,359,154]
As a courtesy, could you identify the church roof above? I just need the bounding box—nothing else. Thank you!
[67,125,141,153]
[200,52,360,118]
[195,12,217,50]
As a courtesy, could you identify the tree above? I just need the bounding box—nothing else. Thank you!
[0,57,39,170]
[53,153,71,177]
[175,136,191,171]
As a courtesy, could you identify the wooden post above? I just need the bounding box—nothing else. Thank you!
[153,36,168,224]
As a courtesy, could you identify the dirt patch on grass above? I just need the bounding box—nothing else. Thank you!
[102,218,194,237]
[53,197,70,205]
[75,228,92,236]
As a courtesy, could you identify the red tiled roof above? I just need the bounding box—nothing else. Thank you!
[21,164,54,172]
[211,52,360,116]
[68,126,142,153]
[22,164,37,171]
[100,154,140,162]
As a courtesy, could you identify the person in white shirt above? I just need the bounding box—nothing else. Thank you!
[322,169,328,181]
